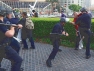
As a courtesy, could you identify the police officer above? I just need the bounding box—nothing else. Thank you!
[10,10,22,42]
[4,9,22,53]
[0,6,23,71]
[75,7,92,59]
[10,10,20,24]
[46,17,69,67]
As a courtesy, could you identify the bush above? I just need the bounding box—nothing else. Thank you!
[31,18,94,48]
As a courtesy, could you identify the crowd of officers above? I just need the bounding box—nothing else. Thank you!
[46,8,92,67]
[0,5,93,71]
[0,6,35,71]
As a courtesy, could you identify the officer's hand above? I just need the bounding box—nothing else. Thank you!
[65,33,69,36]
[17,24,23,28]
[70,22,75,25]
[62,31,66,35]
[76,32,78,36]
[10,26,15,29]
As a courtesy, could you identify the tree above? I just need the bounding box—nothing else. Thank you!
[69,4,82,12]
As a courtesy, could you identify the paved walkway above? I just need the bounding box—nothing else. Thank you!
[1,42,94,71]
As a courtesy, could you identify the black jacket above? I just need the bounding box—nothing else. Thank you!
[18,18,32,39]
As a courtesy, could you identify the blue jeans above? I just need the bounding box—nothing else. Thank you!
[5,46,22,71]
[22,36,35,49]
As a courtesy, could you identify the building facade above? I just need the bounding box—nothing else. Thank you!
[58,0,91,8]
[19,0,46,2]
[83,0,91,8]
[1,0,46,2]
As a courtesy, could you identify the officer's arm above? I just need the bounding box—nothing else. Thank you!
[5,26,15,37]
[17,19,24,28]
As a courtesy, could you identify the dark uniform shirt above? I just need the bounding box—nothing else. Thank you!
[0,20,9,44]
[4,17,11,24]
[10,18,20,25]
[4,17,20,37]
[0,20,8,33]
[75,13,91,29]
[52,23,64,34]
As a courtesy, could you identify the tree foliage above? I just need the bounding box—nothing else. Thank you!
[69,4,82,12]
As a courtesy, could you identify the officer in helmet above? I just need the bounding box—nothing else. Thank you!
[75,7,92,59]
[10,10,22,49]
[46,17,69,67]
[0,6,7,71]
[4,8,22,53]
[0,6,23,71]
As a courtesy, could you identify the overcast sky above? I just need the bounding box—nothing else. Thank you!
[91,0,94,5]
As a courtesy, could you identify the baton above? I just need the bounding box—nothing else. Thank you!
[0,23,18,27]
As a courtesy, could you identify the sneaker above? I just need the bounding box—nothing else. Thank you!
[58,49,62,52]
[22,48,28,50]
[74,48,79,50]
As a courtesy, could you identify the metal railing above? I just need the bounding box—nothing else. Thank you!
[0,1,12,9]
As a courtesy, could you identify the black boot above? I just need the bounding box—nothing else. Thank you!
[20,68,24,71]
[86,55,91,59]
[58,49,62,52]
[74,47,79,50]
[46,59,52,67]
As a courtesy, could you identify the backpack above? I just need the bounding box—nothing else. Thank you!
[25,18,34,29]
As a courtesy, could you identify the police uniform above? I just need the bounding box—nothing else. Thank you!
[0,6,22,71]
[75,8,91,59]
[4,11,20,53]
[46,17,66,67]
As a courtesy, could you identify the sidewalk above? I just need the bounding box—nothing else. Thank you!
[1,42,94,71]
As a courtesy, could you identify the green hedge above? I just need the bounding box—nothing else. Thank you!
[31,18,94,48]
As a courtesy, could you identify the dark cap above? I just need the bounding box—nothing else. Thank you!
[80,7,87,12]
[60,17,66,23]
